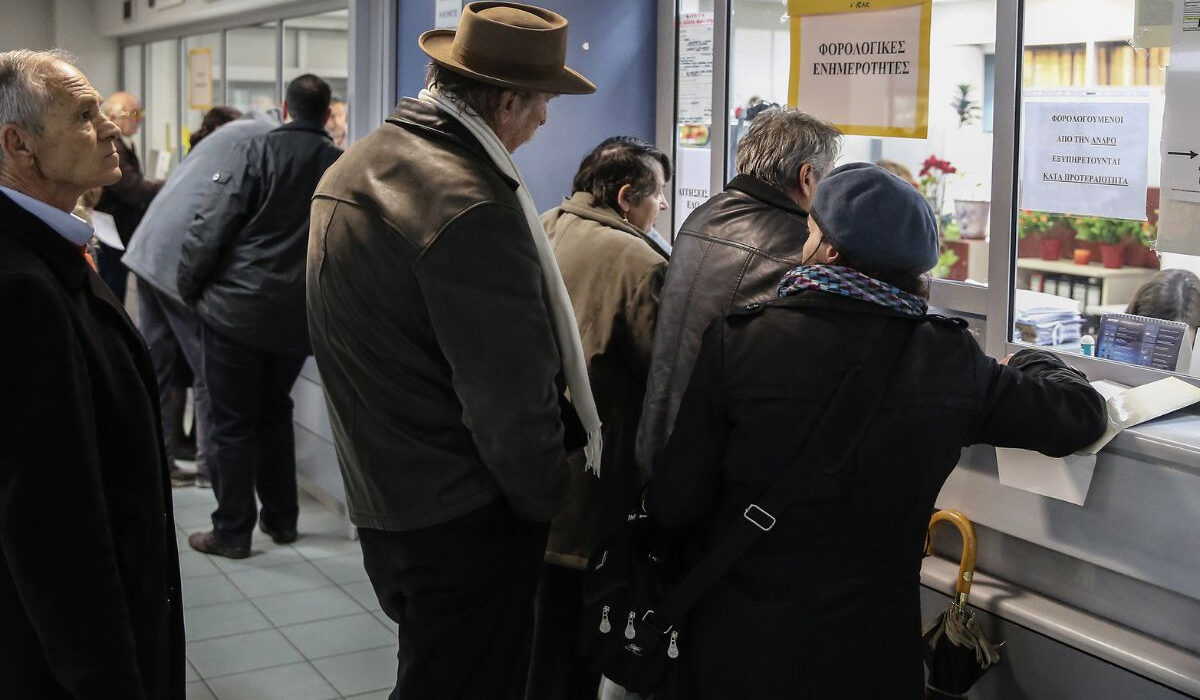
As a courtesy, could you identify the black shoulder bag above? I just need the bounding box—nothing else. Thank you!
[580,317,916,694]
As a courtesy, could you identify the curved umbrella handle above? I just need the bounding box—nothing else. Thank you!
[925,509,977,607]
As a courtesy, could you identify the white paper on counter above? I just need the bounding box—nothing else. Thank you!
[996,377,1200,505]
[1080,376,1200,454]
[995,449,1097,505]
[90,211,123,251]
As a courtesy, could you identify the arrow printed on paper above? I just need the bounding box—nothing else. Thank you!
[1167,149,1199,159]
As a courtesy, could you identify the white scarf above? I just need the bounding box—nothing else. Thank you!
[418,88,603,476]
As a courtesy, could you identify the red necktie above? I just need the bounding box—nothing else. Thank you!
[79,244,97,271]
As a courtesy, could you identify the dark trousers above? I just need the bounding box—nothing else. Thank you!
[97,243,128,305]
[138,282,210,476]
[201,324,305,546]
[359,502,549,700]
[526,564,601,700]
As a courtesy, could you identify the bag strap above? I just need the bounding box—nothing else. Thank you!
[651,315,917,629]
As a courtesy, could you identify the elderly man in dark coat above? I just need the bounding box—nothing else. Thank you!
[0,49,184,700]
[637,108,842,473]
[94,89,162,303]
[307,3,596,697]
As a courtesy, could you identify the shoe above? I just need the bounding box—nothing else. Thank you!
[170,467,196,487]
[188,531,251,559]
[259,521,298,545]
[195,475,212,489]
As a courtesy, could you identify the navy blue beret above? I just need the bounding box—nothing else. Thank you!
[810,162,939,276]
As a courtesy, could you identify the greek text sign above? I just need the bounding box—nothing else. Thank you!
[435,0,462,30]
[1021,101,1149,220]
[787,0,931,139]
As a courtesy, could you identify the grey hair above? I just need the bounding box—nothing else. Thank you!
[0,49,76,168]
[424,62,536,129]
[735,107,842,194]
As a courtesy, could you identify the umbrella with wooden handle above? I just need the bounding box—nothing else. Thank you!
[922,510,1002,699]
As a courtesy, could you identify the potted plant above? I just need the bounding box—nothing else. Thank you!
[950,83,980,127]
[920,154,957,233]
[953,180,990,240]
[1018,210,1067,261]
[1072,216,1144,268]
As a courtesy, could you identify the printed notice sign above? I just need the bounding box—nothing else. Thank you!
[188,48,213,111]
[787,0,931,139]
[435,0,462,30]
[673,146,711,235]
[1020,101,1149,220]
[678,13,714,124]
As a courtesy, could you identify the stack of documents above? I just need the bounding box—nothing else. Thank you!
[1014,307,1084,346]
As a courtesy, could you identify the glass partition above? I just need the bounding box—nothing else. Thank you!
[182,32,223,156]
[121,44,145,158]
[1013,0,1200,378]
[227,22,280,114]
[282,10,349,103]
[144,38,179,178]
[727,0,998,287]
[673,0,716,237]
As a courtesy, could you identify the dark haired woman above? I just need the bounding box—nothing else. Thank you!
[527,136,671,699]
[189,105,242,150]
[1126,268,1200,330]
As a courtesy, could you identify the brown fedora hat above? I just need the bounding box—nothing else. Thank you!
[419,1,596,95]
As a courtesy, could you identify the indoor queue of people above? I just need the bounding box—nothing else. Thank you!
[2,1,1199,700]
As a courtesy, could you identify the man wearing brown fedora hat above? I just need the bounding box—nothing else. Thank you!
[307,2,597,698]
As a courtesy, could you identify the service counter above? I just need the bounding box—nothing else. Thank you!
[922,407,1200,699]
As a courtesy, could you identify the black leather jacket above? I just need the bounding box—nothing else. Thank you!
[307,99,568,530]
[177,120,340,355]
[636,174,811,472]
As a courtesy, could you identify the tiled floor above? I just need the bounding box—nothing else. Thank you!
[173,485,397,700]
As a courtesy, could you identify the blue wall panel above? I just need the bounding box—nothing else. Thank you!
[395,0,658,214]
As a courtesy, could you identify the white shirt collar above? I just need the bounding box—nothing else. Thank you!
[0,186,94,247]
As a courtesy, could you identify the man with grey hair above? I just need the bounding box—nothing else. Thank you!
[637,107,841,472]
[0,49,184,699]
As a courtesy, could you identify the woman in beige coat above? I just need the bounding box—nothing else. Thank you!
[528,136,671,699]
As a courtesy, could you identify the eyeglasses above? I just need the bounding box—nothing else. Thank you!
[114,109,145,120]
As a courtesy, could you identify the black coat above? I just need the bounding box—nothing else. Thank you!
[178,120,341,355]
[0,192,184,699]
[308,99,568,530]
[652,291,1107,700]
[95,137,162,245]
[637,174,811,473]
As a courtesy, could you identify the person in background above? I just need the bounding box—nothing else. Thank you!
[531,136,670,699]
[637,108,842,474]
[189,105,241,151]
[325,95,348,148]
[1126,268,1200,330]
[124,106,274,490]
[0,48,184,699]
[876,157,920,188]
[307,3,596,697]
[95,89,162,304]
[178,76,340,559]
[653,163,1108,699]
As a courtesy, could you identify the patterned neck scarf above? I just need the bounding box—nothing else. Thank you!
[778,265,928,317]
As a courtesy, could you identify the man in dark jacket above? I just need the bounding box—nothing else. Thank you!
[95,90,163,303]
[124,110,281,489]
[653,163,1108,699]
[307,4,595,698]
[636,107,841,472]
[179,74,341,559]
[0,49,184,700]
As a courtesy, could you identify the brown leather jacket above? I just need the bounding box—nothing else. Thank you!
[307,98,568,530]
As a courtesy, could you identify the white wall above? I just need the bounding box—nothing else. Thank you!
[0,0,120,98]
[0,2,54,53]
[95,0,312,37]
